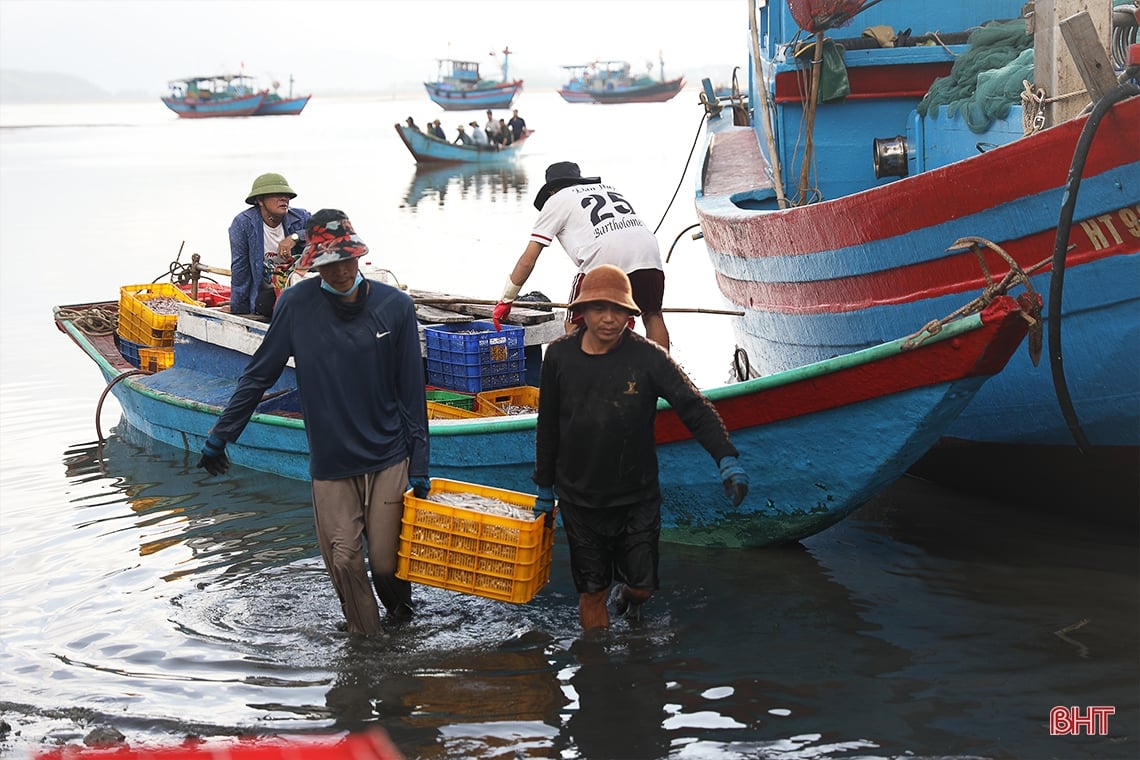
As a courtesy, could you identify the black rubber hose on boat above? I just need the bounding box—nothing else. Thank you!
[1048,82,1139,453]
[96,370,147,443]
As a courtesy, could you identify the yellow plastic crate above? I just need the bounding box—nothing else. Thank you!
[118,283,199,348]
[426,400,503,420]
[397,478,555,603]
[137,346,175,373]
[476,386,540,415]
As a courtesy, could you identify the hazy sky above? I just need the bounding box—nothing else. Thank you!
[0,0,746,94]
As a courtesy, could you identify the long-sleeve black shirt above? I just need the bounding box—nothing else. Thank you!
[211,277,430,481]
[534,330,737,508]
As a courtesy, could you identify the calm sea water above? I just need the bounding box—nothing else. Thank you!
[1,93,1137,760]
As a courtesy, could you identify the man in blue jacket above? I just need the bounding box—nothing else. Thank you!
[199,209,431,637]
[228,172,311,317]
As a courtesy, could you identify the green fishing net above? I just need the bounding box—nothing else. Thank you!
[917,19,1034,133]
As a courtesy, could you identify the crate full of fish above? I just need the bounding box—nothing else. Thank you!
[117,283,199,348]
[476,386,540,415]
[397,478,554,604]
[423,321,525,393]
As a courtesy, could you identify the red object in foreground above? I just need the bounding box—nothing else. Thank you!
[32,730,405,760]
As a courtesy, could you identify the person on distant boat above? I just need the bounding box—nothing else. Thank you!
[199,209,431,638]
[484,109,501,142]
[493,161,671,349]
[469,120,492,149]
[507,108,527,141]
[228,172,311,318]
[429,119,446,141]
[532,265,748,631]
[404,116,422,133]
[497,118,513,146]
[453,124,474,145]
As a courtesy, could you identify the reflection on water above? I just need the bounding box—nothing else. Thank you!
[0,426,1135,759]
[401,163,529,209]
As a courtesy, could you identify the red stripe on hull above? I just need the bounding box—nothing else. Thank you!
[775,62,953,102]
[698,96,1140,258]
[653,296,1028,444]
[717,205,1139,313]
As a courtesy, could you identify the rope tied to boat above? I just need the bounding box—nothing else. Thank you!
[901,236,1042,363]
[1020,80,1089,134]
[55,305,118,336]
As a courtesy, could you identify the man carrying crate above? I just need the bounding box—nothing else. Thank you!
[198,209,431,637]
[532,265,748,630]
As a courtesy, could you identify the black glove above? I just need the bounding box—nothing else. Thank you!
[198,433,229,476]
[408,476,431,499]
[718,456,748,507]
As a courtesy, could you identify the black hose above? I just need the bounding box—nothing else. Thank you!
[1048,82,1139,453]
[96,370,147,442]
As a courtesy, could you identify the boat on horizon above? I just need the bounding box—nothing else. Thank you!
[250,75,311,116]
[161,73,310,118]
[161,75,264,118]
[424,49,523,111]
[53,264,1032,548]
[558,56,685,104]
[394,122,534,165]
[693,0,1139,501]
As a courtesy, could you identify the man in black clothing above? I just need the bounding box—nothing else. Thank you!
[532,265,748,630]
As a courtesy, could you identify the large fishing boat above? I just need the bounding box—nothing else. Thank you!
[693,0,1139,500]
[424,49,523,111]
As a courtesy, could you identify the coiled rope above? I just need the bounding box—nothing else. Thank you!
[54,306,118,336]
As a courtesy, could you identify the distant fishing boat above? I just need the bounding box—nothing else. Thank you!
[250,75,311,116]
[424,48,523,111]
[394,122,533,165]
[693,0,1140,497]
[557,55,685,104]
[161,75,264,118]
[161,73,310,118]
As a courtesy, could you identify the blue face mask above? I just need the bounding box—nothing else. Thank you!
[320,271,364,297]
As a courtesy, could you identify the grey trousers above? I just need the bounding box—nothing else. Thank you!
[311,460,412,636]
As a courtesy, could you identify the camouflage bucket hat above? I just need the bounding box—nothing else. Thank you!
[297,209,369,270]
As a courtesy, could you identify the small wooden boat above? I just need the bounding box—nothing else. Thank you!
[694,0,1140,495]
[557,57,684,104]
[394,122,533,165]
[424,49,523,111]
[161,75,264,118]
[53,272,1033,548]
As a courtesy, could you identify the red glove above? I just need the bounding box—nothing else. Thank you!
[492,301,513,331]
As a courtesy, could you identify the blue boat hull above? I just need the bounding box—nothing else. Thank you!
[695,0,1140,457]
[56,294,1029,547]
[160,93,264,118]
[253,95,311,116]
[423,81,522,111]
[395,124,531,165]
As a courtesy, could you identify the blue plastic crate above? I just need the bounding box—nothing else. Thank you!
[424,321,526,392]
[116,333,144,368]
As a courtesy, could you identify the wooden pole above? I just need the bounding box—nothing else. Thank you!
[749,0,790,209]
